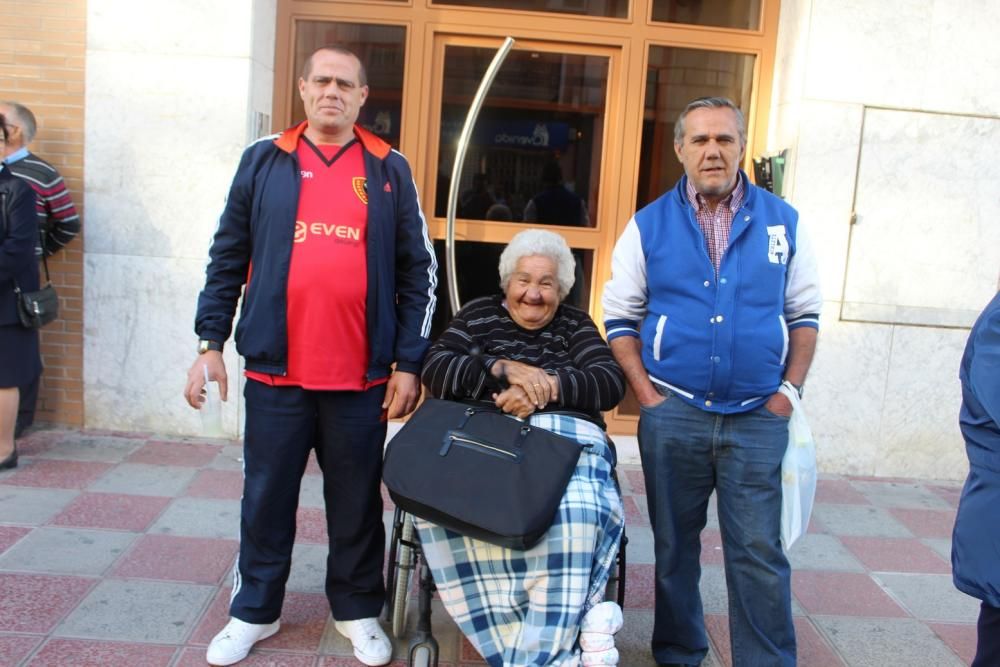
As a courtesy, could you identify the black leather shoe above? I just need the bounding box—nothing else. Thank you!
[0,447,18,470]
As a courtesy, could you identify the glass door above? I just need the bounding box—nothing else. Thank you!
[422,34,625,337]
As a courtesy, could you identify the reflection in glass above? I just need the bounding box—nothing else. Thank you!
[432,0,627,19]
[435,46,608,229]
[430,240,593,338]
[293,22,406,147]
[636,46,754,210]
[651,0,761,30]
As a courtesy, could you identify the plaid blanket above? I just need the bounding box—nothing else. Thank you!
[413,413,625,666]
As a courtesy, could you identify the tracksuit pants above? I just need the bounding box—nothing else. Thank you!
[230,379,388,624]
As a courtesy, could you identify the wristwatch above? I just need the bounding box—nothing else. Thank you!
[198,339,223,354]
[782,380,804,399]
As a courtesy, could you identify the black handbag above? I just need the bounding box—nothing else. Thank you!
[383,398,584,550]
[14,243,58,329]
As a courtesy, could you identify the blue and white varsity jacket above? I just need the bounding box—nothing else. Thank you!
[602,173,822,413]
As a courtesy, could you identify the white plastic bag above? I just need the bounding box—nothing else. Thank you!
[777,382,816,550]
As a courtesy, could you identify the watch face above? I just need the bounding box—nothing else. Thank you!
[199,340,210,353]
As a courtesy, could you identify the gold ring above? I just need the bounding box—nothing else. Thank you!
[533,383,542,387]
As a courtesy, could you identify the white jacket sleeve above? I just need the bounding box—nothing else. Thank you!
[784,219,822,329]
[602,218,648,340]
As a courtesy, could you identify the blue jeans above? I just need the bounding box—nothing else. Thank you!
[638,390,795,667]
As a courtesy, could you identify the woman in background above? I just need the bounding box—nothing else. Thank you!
[0,113,43,470]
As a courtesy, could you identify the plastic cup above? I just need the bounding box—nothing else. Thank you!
[200,366,225,438]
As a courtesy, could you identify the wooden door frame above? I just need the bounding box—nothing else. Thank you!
[273,0,782,435]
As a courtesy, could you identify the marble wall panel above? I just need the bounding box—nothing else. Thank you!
[84,254,242,436]
[252,0,277,70]
[84,51,252,260]
[923,0,1000,115]
[843,108,1000,323]
[878,324,968,479]
[804,301,893,476]
[88,0,253,58]
[783,101,862,302]
[804,0,932,108]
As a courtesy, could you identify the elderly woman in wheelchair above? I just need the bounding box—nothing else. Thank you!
[395,229,627,666]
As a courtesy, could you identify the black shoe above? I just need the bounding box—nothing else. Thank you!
[0,446,17,470]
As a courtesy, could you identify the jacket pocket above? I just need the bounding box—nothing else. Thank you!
[652,314,668,361]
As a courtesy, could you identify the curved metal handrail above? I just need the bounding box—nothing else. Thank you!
[444,36,516,315]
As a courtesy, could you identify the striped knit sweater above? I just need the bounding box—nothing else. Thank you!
[6,150,80,257]
[422,295,625,418]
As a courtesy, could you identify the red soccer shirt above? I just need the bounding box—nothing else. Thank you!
[247,138,381,390]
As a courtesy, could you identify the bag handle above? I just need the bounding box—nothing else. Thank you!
[12,229,50,296]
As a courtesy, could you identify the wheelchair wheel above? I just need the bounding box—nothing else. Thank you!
[409,645,433,667]
[391,513,416,638]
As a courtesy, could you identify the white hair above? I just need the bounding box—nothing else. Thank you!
[498,229,576,300]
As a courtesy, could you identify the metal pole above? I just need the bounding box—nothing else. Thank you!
[444,36,516,315]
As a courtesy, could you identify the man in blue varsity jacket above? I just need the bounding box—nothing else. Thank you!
[603,97,822,667]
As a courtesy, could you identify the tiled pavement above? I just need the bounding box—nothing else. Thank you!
[0,428,981,667]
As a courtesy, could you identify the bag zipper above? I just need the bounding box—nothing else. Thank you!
[441,434,518,460]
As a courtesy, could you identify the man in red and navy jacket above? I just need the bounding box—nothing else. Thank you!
[184,46,437,667]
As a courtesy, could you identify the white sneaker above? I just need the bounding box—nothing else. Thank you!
[206,617,280,666]
[335,617,392,666]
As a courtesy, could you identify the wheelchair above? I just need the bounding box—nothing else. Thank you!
[383,468,628,667]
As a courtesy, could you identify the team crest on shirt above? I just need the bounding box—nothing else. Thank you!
[352,177,368,205]
[766,225,789,265]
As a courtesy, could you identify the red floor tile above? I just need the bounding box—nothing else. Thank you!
[888,507,957,539]
[794,616,847,666]
[460,636,489,663]
[11,429,63,457]
[176,647,317,666]
[0,634,43,666]
[926,484,963,509]
[622,563,655,610]
[0,525,31,555]
[621,495,648,526]
[49,492,171,531]
[126,441,223,467]
[26,638,176,667]
[701,529,725,565]
[305,452,322,476]
[188,590,328,654]
[815,479,871,505]
[705,613,732,666]
[295,507,329,544]
[805,513,828,535]
[320,659,412,667]
[188,588,234,645]
[112,534,238,584]
[840,536,950,574]
[249,591,328,653]
[0,573,95,633]
[928,622,978,665]
[381,483,395,511]
[185,469,245,500]
[623,469,646,495]
[791,571,907,617]
[2,459,112,490]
